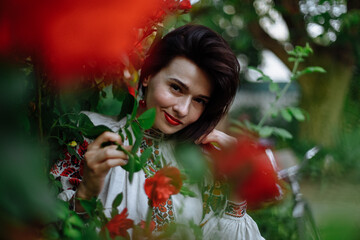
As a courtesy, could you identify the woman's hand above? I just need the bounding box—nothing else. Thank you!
[76,131,131,200]
[195,129,237,149]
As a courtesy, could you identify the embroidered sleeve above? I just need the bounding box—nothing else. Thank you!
[50,139,89,191]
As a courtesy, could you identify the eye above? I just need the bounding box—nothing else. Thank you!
[170,83,181,93]
[194,98,207,106]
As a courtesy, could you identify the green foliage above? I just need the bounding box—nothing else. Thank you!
[230,44,325,140]
[175,143,208,184]
[250,195,298,240]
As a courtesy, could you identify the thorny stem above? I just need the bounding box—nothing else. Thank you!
[257,58,302,128]
[116,142,153,177]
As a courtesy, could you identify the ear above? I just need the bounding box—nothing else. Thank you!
[142,77,150,87]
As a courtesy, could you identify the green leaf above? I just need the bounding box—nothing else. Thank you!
[116,91,135,119]
[67,214,84,228]
[137,108,156,130]
[96,85,123,116]
[67,146,81,161]
[259,126,273,138]
[112,193,123,209]
[64,226,82,239]
[55,200,70,220]
[287,50,296,56]
[299,66,326,76]
[180,186,197,197]
[248,66,264,75]
[288,107,305,121]
[258,75,272,82]
[96,198,104,212]
[78,113,113,139]
[131,121,142,140]
[273,128,293,139]
[140,147,153,166]
[280,108,292,122]
[78,198,97,217]
[269,82,279,93]
[131,131,144,155]
[270,108,278,118]
[121,155,142,180]
[248,67,272,82]
[304,42,313,54]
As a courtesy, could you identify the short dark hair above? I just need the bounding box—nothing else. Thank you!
[140,24,240,141]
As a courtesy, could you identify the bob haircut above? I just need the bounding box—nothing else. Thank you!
[140,24,240,141]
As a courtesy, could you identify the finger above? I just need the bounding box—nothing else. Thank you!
[195,133,208,145]
[98,158,129,172]
[122,145,133,152]
[89,132,122,150]
[97,147,129,162]
[198,131,218,145]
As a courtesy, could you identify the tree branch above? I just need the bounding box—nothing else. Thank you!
[247,20,291,69]
[348,0,360,11]
[276,0,309,46]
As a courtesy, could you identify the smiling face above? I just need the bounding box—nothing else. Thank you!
[143,57,212,135]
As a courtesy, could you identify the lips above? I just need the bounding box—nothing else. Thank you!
[164,112,182,126]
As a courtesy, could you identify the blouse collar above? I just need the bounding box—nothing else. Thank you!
[143,128,169,140]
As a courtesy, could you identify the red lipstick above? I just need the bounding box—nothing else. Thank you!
[164,112,182,126]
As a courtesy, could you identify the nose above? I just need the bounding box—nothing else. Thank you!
[173,96,191,117]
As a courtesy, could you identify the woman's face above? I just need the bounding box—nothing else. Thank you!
[143,56,212,135]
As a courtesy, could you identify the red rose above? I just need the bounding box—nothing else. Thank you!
[211,136,283,209]
[144,166,182,207]
[104,208,134,239]
[179,0,192,10]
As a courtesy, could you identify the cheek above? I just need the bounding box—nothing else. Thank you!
[188,107,204,124]
[147,87,173,108]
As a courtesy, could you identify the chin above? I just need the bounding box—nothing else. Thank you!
[153,121,182,135]
[157,126,180,135]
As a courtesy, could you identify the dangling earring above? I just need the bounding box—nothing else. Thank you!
[139,99,146,108]
[138,85,147,108]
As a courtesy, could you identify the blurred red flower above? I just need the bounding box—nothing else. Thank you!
[144,166,182,207]
[0,0,190,79]
[211,136,283,209]
[104,208,134,239]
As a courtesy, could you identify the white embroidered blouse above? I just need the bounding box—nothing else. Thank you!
[51,111,265,239]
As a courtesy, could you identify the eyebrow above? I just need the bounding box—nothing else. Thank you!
[170,78,210,100]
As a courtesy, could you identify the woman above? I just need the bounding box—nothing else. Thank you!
[52,24,264,239]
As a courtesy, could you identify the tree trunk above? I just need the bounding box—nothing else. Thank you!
[298,54,354,147]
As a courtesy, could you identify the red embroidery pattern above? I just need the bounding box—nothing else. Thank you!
[50,140,89,190]
[225,200,247,218]
[141,137,175,231]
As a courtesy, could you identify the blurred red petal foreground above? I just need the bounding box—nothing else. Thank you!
[0,0,190,78]
[211,136,283,209]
